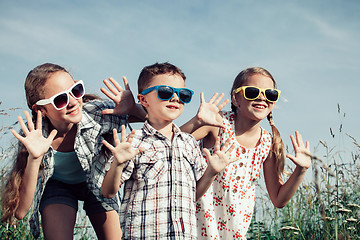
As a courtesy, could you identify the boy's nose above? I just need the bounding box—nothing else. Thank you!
[170,92,180,102]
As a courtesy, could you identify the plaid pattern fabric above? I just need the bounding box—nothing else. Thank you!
[119,121,207,240]
[29,99,128,238]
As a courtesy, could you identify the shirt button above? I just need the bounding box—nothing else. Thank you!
[239,162,244,167]
[233,189,237,193]
[242,148,246,154]
[236,176,241,180]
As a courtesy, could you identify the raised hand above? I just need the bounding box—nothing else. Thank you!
[11,110,57,160]
[101,76,136,116]
[286,131,311,170]
[197,92,229,128]
[102,125,144,166]
[203,136,236,174]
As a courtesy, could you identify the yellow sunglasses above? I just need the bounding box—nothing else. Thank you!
[233,86,281,103]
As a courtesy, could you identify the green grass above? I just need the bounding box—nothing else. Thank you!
[248,105,360,239]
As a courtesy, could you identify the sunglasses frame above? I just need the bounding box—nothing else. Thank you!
[140,85,194,104]
[35,80,85,110]
[233,86,281,103]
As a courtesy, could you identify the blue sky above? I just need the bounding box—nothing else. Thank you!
[1,0,359,163]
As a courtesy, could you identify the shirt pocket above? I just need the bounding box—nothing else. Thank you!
[180,150,197,184]
[136,149,167,184]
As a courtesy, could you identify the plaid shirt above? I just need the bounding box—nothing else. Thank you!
[119,121,207,240]
[28,99,128,239]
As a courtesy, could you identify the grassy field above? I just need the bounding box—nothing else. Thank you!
[0,104,359,239]
[248,106,360,239]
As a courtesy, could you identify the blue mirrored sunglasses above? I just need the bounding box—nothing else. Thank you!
[140,85,194,104]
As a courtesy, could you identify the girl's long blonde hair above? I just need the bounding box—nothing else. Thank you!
[1,63,68,223]
[1,64,113,223]
[230,67,285,177]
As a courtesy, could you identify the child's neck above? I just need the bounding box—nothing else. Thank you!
[148,119,174,141]
[233,114,262,149]
[51,124,77,152]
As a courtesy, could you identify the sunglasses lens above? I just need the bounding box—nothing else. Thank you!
[265,89,279,102]
[244,87,260,100]
[72,83,85,99]
[53,93,69,109]
[179,89,193,103]
[157,86,174,100]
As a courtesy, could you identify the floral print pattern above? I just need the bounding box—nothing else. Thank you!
[196,111,272,239]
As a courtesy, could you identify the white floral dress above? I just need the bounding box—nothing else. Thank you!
[196,111,272,239]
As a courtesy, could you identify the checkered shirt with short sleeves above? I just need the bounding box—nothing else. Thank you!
[119,121,207,240]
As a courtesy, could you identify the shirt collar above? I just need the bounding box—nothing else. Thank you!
[78,110,99,130]
[143,120,182,140]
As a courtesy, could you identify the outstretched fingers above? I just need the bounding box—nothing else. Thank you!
[287,131,311,169]
[126,129,136,144]
[205,92,227,109]
[47,129,58,143]
[122,76,130,91]
[17,115,28,136]
[214,137,236,159]
[294,131,304,148]
[213,93,224,106]
[120,125,127,143]
[35,110,43,131]
[25,111,35,131]
[101,78,122,102]
[221,138,237,163]
[290,131,310,152]
[217,98,230,111]
[208,92,219,104]
[109,77,125,93]
[15,110,38,137]
[11,128,24,142]
[203,147,211,161]
[103,137,116,152]
[214,137,221,152]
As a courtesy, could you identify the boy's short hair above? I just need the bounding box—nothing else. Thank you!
[137,62,186,93]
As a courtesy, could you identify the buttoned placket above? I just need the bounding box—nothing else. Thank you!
[169,134,186,237]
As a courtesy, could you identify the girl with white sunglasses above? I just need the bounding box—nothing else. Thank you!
[181,67,311,239]
[1,63,145,239]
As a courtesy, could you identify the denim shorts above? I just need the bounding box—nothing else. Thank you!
[39,178,113,215]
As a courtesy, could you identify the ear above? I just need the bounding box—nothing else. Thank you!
[137,94,149,108]
[32,104,47,116]
[231,93,239,108]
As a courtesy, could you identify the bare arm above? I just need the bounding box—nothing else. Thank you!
[101,126,144,198]
[101,157,126,199]
[12,111,57,219]
[264,131,311,208]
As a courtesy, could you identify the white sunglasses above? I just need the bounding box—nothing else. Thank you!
[35,80,85,110]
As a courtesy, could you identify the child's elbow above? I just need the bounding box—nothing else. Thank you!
[101,189,115,199]
[274,203,286,209]
[15,209,27,220]
[272,199,288,209]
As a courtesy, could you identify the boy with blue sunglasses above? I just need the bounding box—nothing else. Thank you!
[101,62,236,239]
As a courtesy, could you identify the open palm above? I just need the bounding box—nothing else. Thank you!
[286,131,311,169]
[12,111,57,160]
[101,76,136,116]
[197,92,229,128]
[204,136,236,174]
[103,125,144,166]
